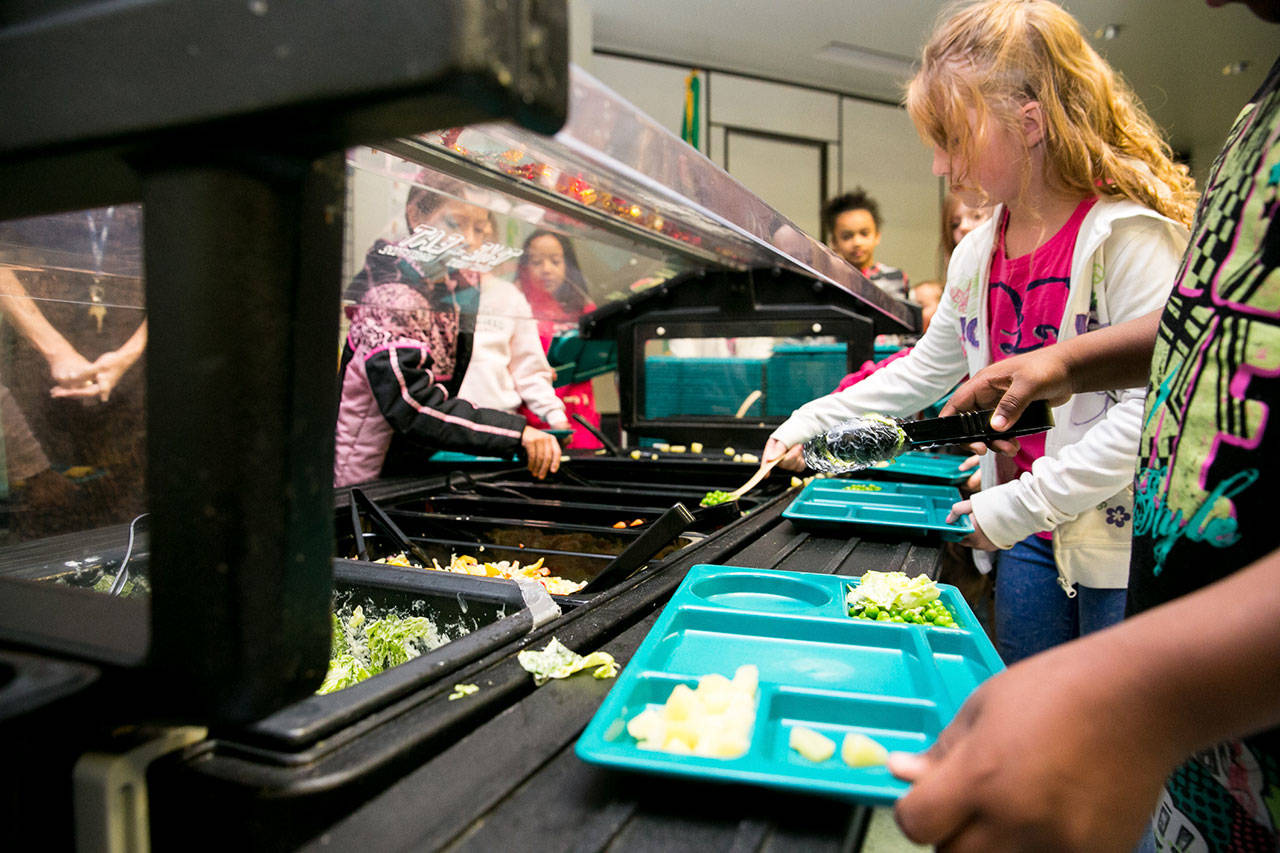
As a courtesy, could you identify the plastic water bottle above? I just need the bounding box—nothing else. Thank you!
[801,414,907,473]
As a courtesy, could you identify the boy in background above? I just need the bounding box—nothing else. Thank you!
[822,188,908,298]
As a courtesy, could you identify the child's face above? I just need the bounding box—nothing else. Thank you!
[932,110,1027,209]
[912,283,943,332]
[413,198,493,251]
[829,208,881,270]
[950,200,994,247]
[525,234,567,289]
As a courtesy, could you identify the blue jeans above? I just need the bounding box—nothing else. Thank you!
[994,534,1128,665]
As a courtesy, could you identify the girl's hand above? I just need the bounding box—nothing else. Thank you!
[50,323,147,403]
[521,427,561,480]
[46,347,95,390]
[50,348,132,403]
[946,499,997,550]
[763,438,805,472]
[889,637,1173,852]
[959,454,982,493]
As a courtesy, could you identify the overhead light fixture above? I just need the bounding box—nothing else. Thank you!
[816,41,917,78]
[1223,61,1250,76]
[1095,23,1122,40]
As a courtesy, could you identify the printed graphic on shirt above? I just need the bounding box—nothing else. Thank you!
[989,275,1070,356]
[1132,58,1280,853]
[1134,80,1280,576]
[1153,746,1280,852]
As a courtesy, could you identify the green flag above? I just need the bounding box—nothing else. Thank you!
[680,70,701,150]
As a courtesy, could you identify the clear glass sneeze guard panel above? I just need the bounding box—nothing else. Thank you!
[0,205,148,584]
[340,151,706,469]
[394,66,913,332]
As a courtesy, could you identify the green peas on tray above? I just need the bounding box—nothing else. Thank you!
[848,599,956,627]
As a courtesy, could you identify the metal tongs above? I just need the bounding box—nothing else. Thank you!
[349,487,436,566]
[107,512,148,596]
[571,413,623,457]
[899,399,1055,448]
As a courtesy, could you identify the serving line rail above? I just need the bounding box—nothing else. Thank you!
[147,487,944,851]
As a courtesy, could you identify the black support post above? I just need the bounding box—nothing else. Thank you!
[141,153,343,722]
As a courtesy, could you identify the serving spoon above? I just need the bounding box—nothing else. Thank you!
[722,456,781,502]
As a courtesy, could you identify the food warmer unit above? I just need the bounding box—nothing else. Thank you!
[0,3,945,850]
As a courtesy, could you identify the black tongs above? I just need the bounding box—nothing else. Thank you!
[581,503,696,594]
[571,413,623,457]
[350,487,435,567]
[901,399,1054,448]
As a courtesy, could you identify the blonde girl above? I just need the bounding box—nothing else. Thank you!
[765,0,1195,664]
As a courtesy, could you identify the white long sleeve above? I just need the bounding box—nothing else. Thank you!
[456,277,566,424]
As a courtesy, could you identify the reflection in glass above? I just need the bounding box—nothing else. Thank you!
[336,152,702,483]
[0,205,147,547]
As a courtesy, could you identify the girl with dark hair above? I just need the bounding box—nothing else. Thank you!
[513,230,603,450]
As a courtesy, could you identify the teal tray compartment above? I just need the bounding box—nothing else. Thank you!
[781,478,973,541]
[427,430,572,464]
[862,450,972,485]
[873,344,904,362]
[547,331,617,387]
[428,450,509,463]
[576,564,1003,805]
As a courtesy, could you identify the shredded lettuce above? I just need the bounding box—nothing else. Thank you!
[319,653,372,694]
[317,606,446,695]
[365,614,440,671]
[846,570,942,611]
[517,637,618,686]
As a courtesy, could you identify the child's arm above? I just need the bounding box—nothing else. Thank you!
[890,544,1280,850]
[0,267,94,386]
[768,280,971,451]
[942,308,1163,428]
[507,310,568,428]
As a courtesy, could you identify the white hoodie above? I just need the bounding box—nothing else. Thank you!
[456,276,568,426]
[770,198,1188,590]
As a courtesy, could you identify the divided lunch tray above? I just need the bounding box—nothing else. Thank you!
[865,450,973,485]
[781,478,973,541]
[576,564,1003,805]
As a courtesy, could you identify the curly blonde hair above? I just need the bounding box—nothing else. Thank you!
[906,0,1196,227]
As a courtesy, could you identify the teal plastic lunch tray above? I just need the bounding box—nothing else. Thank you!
[576,564,1003,805]
[781,478,974,541]
[865,450,972,485]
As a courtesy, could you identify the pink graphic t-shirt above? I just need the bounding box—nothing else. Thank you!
[987,197,1096,534]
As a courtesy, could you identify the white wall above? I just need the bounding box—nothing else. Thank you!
[592,54,705,143]
[723,130,825,236]
[707,74,840,142]
[840,97,943,284]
